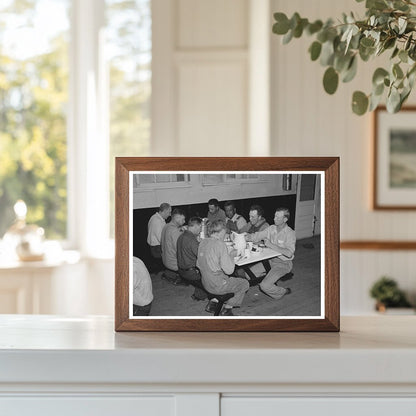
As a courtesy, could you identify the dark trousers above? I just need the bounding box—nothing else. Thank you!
[150,245,162,258]
[133,302,152,316]
[179,268,208,300]
[149,245,163,273]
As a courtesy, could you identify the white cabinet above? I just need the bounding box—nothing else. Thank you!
[222,398,416,416]
[1,316,416,415]
[1,397,175,416]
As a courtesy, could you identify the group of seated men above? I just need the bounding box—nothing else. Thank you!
[143,198,296,316]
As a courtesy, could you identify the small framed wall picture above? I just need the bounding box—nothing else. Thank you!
[373,106,416,209]
[115,157,339,331]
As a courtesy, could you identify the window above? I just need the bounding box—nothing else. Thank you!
[201,174,224,185]
[202,173,259,185]
[134,173,190,188]
[225,174,258,180]
[0,0,151,255]
[0,0,70,239]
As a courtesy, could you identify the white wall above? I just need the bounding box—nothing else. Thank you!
[133,174,296,209]
[271,0,416,314]
[152,0,269,156]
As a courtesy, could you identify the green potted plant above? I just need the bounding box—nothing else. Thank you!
[369,276,413,312]
[272,0,416,115]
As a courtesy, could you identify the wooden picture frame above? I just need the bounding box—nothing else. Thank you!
[373,106,416,210]
[115,157,339,332]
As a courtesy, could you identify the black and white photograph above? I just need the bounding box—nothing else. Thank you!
[130,172,324,318]
[374,107,416,209]
[389,130,416,189]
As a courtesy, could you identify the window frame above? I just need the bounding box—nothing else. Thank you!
[201,173,265,186]
[67,0,111,257]
[133,173,192,191]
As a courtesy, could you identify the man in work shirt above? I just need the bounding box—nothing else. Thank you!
[177,217,208,300]
[147,203,171,262]
[246,207,295,300]
[197,219,249,316]
[224,200,247,233]
[161,208,187,285]
[240,204,269,234]
[206,198,226,225]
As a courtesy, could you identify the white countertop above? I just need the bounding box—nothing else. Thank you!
[0,315,415,387]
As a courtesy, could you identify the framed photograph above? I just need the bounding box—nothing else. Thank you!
[374,106,416,209]
[115,157,339,331]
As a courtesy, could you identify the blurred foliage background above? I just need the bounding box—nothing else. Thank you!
[0,0,69,238]
[0,0,151,240]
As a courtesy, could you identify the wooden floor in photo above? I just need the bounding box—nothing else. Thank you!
[148,236,321,317]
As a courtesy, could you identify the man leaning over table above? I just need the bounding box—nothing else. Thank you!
[197,219,249,316]
[246,208,295,300]
[177,217,208,301]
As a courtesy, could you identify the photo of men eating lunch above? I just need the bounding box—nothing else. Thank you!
[131,173,322,317]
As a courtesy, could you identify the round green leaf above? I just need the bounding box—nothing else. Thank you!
[360,37,375,48]
[309,41,322,61]
[367,0,388,11]
[273,13,290,35]
[317,30,328,43]
[293,18,308,38]
[307,20,323,35]
[352,91,369,115]
[323,67,339,95]
[342,56,357,83]
[372,68,389,86]
[359,44,375,62]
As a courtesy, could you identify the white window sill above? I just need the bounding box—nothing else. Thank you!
[0,240,115,271]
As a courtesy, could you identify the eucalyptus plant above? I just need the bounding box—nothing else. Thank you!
[273,0,416,115]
